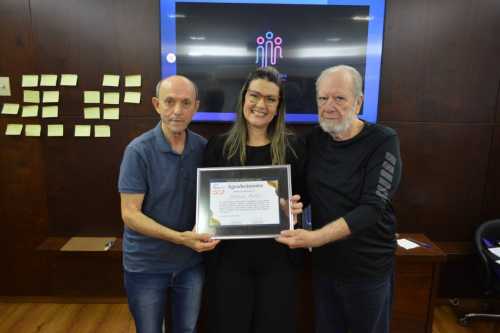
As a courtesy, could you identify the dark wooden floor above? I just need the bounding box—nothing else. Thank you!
[0,300,499,333]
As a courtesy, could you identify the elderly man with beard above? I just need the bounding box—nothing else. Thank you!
[277,65,402,333]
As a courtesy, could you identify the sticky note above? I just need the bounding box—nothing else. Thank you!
[74,125,91,137]
[60,74,78,86]
[103,108,119,120]
[22,75,39,87]
[102,74,120,87]
[125,75,141,87]
[1,103,19,115]
[43,91,60,103]
[124,91,141,104]
[84,107,100,119]
[94,125,111,138]
[42,105,58,118]
[25,124,42,137]
[5,124,23,136]
[22,105,39,117]
[84,91,100,104]
[47,124,64,137]
[23,90,40,103]
[40,74,58,87]
[103,92,120,105]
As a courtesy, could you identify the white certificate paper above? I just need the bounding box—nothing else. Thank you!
[209,180,279,226]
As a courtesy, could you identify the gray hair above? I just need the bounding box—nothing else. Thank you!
[155,76,199,99]
[315,65,364,99]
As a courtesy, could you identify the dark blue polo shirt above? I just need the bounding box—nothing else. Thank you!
[118,122,207,273]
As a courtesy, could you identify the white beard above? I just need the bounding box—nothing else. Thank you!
[319,105,357,136]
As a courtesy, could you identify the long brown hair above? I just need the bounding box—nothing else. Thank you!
[223,66,294,165]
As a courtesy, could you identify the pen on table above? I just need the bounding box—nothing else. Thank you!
[104,240,114,251]
[405,238,432,249]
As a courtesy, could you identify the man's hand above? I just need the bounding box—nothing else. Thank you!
[179,231,220,253]
[275,228,325,249]
[279,194,303,225]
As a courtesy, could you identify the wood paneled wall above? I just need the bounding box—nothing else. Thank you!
[0,0,499,297]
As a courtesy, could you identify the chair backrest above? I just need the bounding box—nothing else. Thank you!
[475,219,500,293]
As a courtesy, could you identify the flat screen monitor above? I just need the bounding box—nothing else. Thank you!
[160,0,386,123]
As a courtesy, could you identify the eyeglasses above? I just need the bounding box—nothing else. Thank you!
[245,90,279,107]
[317,95,348,107]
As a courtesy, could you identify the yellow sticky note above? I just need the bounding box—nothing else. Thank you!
[124,91,141,104]
[102,74,120,87]
[42,105,58,118]
[103,108,119,120]
[25,124,42,137]
[23,90,40,103]
[103,92,120,105]
[60,74,78,86]
[94,125,111,138]
[47,124,64,137]
[40,74,58,87]
[22,105,39,117]
[84,91,100,104]
[1,103,19,115]
[22,75,39,87]
[5,124,23,136]
[74,125,91,137]
[125,75,141,87]
[84,107,100,119]
[43,91,60,103]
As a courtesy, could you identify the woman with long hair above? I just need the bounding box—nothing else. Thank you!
[204,66,306,333]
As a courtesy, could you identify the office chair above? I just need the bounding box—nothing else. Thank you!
[459,219,500,325]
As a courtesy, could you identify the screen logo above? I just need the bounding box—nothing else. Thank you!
[255,31,283,67]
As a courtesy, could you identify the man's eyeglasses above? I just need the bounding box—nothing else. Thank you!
[246,90,279,107]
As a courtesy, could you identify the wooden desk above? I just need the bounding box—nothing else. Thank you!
[37,234,445,332]
[393,233,446,333]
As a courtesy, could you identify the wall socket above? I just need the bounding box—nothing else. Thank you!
[0,77,11,96]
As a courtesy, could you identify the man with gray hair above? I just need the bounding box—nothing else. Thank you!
[119,75,219,333]
[277,65,402,333]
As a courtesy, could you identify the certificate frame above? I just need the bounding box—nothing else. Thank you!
[195,165,293,239]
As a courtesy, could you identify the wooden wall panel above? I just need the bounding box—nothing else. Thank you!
[481,125,500,221]
[45,118,156,235]
[380,0,500,122]
[384,122,492,241]
[0,0,50,295]
[29,0,160,118]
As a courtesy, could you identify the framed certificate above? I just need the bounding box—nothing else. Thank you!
[195,165,293,239]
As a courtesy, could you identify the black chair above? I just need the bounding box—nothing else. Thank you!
[460,219,500,325]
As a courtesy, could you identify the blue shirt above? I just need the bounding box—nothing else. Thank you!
[118,122,207,273]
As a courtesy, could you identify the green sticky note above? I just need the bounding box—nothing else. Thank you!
[23,90,40,103]
[25,124,41,137]
[103,92,120,105]
[84,91,100,104]
[84,107,100,119]
[47,124,64,137]
[42,105,58,118]
[74,125,91,137]
[22,105,39,117]
[40,74,58,87]
[103,108,119,120]
[43,91,60,103]
[124,91,141,104]
[1,103,20,115]
[125,75,141,87]
[22,75,39,87]
[5,124,23,136]
[94,125,111,138]
[60,74,78,86]
[102,74,120,87]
